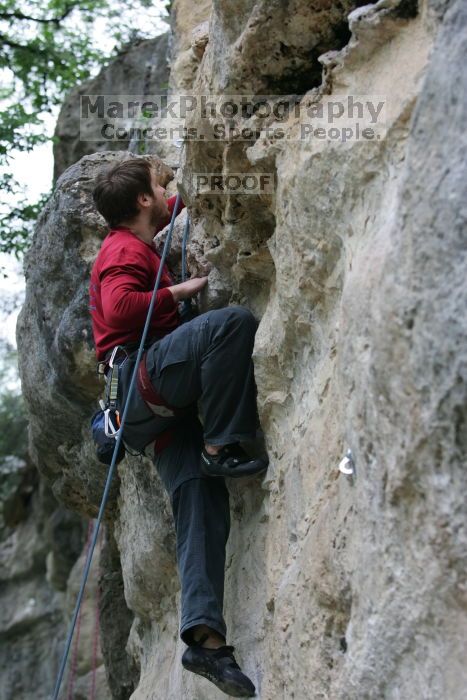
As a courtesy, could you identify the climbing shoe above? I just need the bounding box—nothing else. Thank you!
[200,443,268,478]
[181,640,256,697]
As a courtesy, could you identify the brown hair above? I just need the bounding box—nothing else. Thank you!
[92,157,154,228]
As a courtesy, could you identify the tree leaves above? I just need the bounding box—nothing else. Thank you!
[0,0,170,257]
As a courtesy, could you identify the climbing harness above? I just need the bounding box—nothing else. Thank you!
[91,345,132,464]
[136,351,190,420]
[91,346,129,465]
[104,345,124,432]
[52,188,186,700]
[91,339,196,465]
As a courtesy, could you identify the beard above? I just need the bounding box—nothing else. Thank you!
[149,199,169,229]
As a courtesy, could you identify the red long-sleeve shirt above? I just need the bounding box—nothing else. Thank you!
[90,195,185,360]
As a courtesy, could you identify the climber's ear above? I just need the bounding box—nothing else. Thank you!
[136,188,153,209]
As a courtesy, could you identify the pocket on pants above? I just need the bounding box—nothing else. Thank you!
[151,330,193,378]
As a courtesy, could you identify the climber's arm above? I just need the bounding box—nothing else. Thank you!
[99,249,176,328]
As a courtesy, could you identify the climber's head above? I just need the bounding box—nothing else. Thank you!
[92,157,171,229]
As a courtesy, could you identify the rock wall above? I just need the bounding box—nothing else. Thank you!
[53,34,170,181]
[0,456,87,699]
[16,0,467,699]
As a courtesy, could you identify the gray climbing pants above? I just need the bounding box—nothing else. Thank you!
[145,305,260,644]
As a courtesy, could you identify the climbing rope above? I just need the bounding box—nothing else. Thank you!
[180,212,195,321]
[89,527,102,700]
[66,520,94,700]
[65,595,82,700]
[182,212,189,282]
[52,192,184,700]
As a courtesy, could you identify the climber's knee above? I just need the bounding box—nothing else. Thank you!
[203,305,258,344]
[223,305,258,332]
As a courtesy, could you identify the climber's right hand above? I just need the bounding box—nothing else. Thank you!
[168,276,208,302]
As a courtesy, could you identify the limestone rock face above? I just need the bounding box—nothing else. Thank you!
[169,1,467,699]
[0,456,88,700]
[169,0,212,90]
[64,526,112,700]
[53,35,170,181]
[16,0,467,699]
[205,0,366,93]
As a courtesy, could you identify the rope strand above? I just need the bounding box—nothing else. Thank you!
[89,525,102,700]
[66,520,94,700]
[52,192,183,700]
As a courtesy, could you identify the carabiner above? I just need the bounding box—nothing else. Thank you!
[104,408,120,438]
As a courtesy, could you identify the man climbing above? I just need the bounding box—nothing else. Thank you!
[90,155,267,697]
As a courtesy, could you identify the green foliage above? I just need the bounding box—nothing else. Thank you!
[0,0,170,258]
[0,391,28,461]
[0,174,49,258]
[1,1,106,110]
[0,341,28,460]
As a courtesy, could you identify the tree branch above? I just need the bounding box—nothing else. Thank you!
[0,34,48,56]
[0,4,77,25]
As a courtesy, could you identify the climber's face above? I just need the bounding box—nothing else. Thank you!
[136,166,171,226]
[148,167,171,227]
